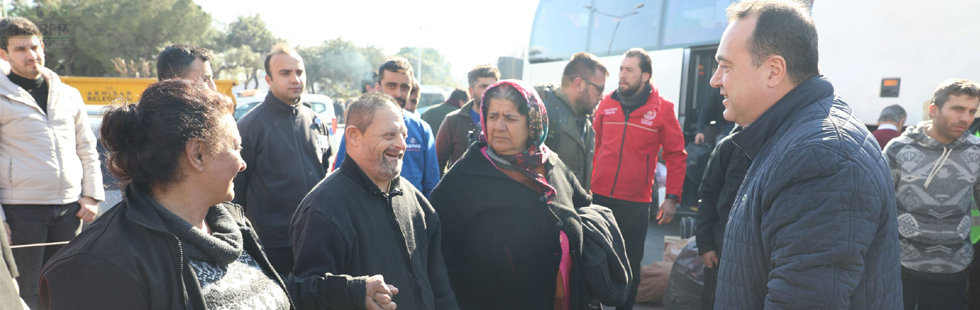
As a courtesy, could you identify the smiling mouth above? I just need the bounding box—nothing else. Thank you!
[384,151,403,160]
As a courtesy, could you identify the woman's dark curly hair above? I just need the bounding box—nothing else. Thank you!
[100,79,231,192]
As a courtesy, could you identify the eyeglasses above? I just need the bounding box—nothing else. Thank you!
[579,77,604,94]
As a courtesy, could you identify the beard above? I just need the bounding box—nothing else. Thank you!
[376,146,403,181]
[574,95,598,117]
[618,81,641,98]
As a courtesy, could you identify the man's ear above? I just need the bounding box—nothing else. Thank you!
[766,55,788,88]
[641,72,652,86]
[0,47,9,62]
[185,138,206,172]
[928,103,939,120]
[345,126,361,148]
[265,74,272,84]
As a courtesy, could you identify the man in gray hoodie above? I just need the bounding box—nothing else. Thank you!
[884,78,980,310]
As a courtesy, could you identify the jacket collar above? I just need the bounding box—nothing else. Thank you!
[551,88,586,120]
[122,184,177,234]
[338,153,404,197]
[731,75,834,160]
[609,83,661,115]
[261,91,300,114]
[0,64,59,101]
[122,183,247,235]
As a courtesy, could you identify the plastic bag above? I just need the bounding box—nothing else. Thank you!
[663,236,704,310]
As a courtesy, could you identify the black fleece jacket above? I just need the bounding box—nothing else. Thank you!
[38,184,368,310]
[234,92,331,248]
[290,157,459,310]
[695,126,748,256]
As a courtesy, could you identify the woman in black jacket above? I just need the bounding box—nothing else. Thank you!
[430,80,599,310]
[38,80,397,310]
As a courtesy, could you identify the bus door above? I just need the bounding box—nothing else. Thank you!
[677,45,720,213]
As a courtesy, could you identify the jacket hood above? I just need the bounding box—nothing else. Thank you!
[902,120,979,149]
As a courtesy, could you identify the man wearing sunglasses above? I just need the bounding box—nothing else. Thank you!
[538,52,608,191]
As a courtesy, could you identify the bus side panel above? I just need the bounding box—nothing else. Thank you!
[815,0,980,125]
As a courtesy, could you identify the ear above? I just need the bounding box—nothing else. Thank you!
[766,55,788,88]
[265,74,272,84]
[468,87,476,99]
[0,48,9,62]
[184,138,207,172]
[345,126,361,148]
[928,103,939,119]
[374,82,381,91]
[641,72,652,85]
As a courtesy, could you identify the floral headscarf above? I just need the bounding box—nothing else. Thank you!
[478,79,556,203]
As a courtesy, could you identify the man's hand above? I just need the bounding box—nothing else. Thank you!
[365,275,399,310]
[701,251,719,269]
[657,198,677,225]
[694,133,705,145]
[76,197,99,222]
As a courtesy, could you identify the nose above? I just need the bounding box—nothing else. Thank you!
[493,118,508,132]
[238,157,247,173]
[709,66,722,89]
[394,133,407,151]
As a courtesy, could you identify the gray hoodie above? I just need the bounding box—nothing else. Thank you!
[883,121,980,274]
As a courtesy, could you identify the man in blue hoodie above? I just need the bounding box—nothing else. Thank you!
[335,57,439,197]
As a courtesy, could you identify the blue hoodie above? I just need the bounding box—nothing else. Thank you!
[334,113,440,197]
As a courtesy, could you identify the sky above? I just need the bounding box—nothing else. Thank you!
[193,0,541,87]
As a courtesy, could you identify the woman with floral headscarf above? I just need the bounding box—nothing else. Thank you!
[430,80,599,310]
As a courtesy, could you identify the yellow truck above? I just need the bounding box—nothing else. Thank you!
[60,77,238,105]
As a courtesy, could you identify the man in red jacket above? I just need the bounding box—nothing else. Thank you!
[592,48,687,310]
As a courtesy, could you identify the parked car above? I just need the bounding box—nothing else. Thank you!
[234,94,337,131]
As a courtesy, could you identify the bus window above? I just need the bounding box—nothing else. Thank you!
[661,0,731,48]
[587,0,664,57]
[528,0,590,64]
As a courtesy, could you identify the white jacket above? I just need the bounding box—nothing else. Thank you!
[0,65,103,218]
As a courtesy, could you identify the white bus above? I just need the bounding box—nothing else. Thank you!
[522,0,980,210]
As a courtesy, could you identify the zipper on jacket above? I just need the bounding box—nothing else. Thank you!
[290,107,311,191]
[380,192,426,310]
[130,217,190,307]
[608,111,630,196]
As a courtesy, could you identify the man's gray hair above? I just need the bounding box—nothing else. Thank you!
[345,92,401,133]
[878,104,906,123]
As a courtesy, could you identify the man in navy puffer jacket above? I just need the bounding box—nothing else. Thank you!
[709,1,903,309]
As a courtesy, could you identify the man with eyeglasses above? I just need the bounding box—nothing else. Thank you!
[537,52,608,191]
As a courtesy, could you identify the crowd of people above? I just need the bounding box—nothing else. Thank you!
[0,0,978,309]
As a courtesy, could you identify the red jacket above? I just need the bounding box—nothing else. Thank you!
[591,86,687,203]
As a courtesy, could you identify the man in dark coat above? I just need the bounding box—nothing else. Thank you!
[538,52,608,191]
[694,126,748,310]
[291,92,459,310]
[710,1,902,309]
[435,64,499,174]
[422,88,469,135]
[234,44,331,276]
